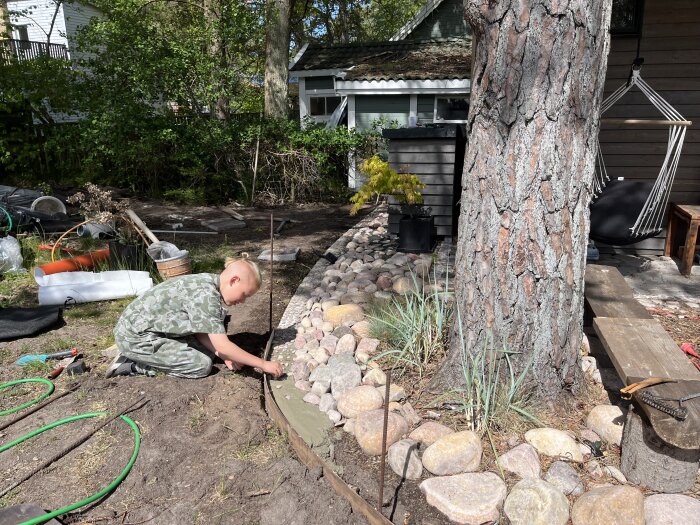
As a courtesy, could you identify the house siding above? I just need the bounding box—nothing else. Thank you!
[355,95,410,130]
[598,0,700,253]
[8,0,68,49]
[305,76,334,90]
[62,2,101,59]
[407,0,469,40]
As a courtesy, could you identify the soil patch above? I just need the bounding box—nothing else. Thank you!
[0,201,372,524]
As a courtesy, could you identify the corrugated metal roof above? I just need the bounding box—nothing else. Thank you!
[290,38,472,81]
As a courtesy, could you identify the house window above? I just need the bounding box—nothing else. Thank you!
[435,97,469,123]
[610,0,643,36]
[12,25,30,41]
[309,96,341,116]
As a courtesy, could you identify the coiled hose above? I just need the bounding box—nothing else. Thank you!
[1,380,141,525]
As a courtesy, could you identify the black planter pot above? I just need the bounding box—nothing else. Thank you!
[398,215,435,253]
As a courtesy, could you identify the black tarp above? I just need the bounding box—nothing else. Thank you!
[0,306,63,341]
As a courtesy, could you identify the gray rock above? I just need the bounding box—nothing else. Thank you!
[319,393,337,412]
[327,352,356,367]
[604,465,627,484]
[420,472,506,525]
[294,380,311,392]
[586,404,625,447]
[362,368,387,387]
[644,494,700,525]
[310,346,329,365]
[336,333,357,354]
[290,361,311,382]
[544,461,584,496]
[356,337,380,355]
[303,392,320,405]
[309,364,332,383]
[332,326,354,339]
[504,478,569,525]
[319,334,338,353]
[587,459,604,479]
[497,443,541,479]
[327,410,342,423]
[310,380,330,395]
[329,362,362,396]
[422,431,482,475]
[571,486,644,525]
[388,439,423,480]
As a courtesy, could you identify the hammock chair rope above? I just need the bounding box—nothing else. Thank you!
[594,68,690,239]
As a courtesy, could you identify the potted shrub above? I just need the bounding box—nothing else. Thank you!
[350,155,434,253]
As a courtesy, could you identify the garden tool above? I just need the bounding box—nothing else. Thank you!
[680,342,700,372]
[47,355,79,380]
[637,391,688,421]
[16,347,79,366]
[620,377,676,400]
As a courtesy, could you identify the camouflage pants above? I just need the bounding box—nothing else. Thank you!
[114,328,213,379]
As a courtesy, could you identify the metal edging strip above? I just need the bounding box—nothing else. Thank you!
[263,328,393,525]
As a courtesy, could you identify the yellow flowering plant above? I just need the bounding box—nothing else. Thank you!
[350,155,426,215]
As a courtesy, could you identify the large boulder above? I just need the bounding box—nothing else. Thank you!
[354,409,408,455]
[571,486,644,525]
[421,431,482,475]
[503,478,569,525]
[420,472,506,525]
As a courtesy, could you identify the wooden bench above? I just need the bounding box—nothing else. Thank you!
[664,203,700,277]
[585,264,700,492]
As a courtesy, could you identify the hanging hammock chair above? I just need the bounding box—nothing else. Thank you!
[589,64,692,246]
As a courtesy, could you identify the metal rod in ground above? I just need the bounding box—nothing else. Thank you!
[378,370,391,510]
[0,397,148,499]
[0,383,79,432]
[269,212,273,335]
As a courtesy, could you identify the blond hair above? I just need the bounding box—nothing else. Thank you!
[225,254,262,288]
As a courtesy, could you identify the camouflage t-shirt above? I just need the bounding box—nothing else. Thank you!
[115,273,227,337]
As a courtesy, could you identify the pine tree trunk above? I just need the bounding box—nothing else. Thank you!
[264,0,291,118]
[0,1,9,39]
[435,0,613,398]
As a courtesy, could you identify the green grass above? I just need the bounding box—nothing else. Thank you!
[21,360,53,376]
[189,243,236,274]
[0,271,36,308]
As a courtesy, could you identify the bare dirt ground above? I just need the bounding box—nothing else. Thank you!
[0,200,370,524]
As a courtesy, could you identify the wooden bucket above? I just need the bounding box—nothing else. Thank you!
[156,253,192,279]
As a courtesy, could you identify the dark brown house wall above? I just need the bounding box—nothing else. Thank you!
[598,0,700,253]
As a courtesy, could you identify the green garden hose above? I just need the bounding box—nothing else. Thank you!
[0,379,54,416]
[1,383,141,525]
[0,205,12,233]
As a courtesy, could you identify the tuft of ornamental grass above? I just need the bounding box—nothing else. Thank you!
[367,270,451,378]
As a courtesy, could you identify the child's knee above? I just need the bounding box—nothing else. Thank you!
[189,354,213,378]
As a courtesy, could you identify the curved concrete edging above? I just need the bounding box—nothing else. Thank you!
[263,208,393,525]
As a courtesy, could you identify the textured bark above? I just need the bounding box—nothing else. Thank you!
[620,407,700,493]
[264,0,291,118]
[437,0,613,397]
[0,1,9,39]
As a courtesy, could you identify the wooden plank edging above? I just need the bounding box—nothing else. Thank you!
[263,329,393,525]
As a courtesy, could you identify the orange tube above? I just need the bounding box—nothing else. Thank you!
[36,248,111,276]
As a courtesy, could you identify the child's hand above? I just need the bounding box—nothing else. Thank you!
[262,360,284,378]
[225,359,243,371]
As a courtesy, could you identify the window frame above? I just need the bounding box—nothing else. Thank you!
[433,96,469,124]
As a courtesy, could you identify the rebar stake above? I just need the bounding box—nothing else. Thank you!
[378,370,391,510]
[269,213,273,335]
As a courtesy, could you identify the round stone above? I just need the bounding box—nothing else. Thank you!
[303,392,320,405]
[387,439,423,480]
[362,368,387,387]
[323,304,364,327]
[420,472,506,525]
[544,461,584,496]
[504,478,569,525]
[525,428,583,463]
[336,385,384,419]
[354,409,408,455]
[586,404,625,447]
[422,431,482,475]
[409,422,454,446]
[319,393,337,412]
[571,486,644,525]
[496,443,541,479]
[319,334,338,353]
[644,494,700,525]
[336,333,357,354]
[351,320,371,338]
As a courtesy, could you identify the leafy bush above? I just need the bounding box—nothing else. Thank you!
[350,155,426,215]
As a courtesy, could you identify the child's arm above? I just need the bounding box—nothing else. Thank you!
[204,333,284,378]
